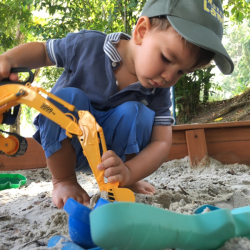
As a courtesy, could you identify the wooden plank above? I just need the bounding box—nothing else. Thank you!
[168,140,250,166]
[205,127,250,143]
[167,144,188,161]
[172,126,250,144]
[185,129,210,167]
[207,141,250,165]
[172,120,250,131]
[172,130,186,144]
[0,138,46,171]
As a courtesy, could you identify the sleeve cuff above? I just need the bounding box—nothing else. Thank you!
[154,116,175,126]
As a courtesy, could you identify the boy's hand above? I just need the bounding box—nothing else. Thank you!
[97,150,131,187]
[52,176,90,209]
[0,55,18,81]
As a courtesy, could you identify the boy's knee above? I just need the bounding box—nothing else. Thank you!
[51,87,90,111]
[117,101,155,124]
[54,87,87,102]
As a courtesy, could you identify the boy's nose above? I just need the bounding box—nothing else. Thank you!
[161,71,174,84]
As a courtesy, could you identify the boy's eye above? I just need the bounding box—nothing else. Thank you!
[161,54,170,63]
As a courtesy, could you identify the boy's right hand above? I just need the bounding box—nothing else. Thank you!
[0,55,18,82]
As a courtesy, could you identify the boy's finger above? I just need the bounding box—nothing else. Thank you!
[98,156,119,170]
[107,174,122,183]
[9,73,18,81]
[101,150,116,161]
[103,165,121,178]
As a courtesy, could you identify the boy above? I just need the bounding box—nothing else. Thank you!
[0,0,233,208]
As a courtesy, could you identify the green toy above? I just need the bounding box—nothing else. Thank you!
[0,173,27,190]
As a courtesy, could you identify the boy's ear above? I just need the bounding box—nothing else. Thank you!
[133,16,151,45]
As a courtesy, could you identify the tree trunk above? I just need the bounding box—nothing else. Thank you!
[9,23,22,134]
[9,106,21,135]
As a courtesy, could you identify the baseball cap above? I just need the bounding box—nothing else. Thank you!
[141,0,234,75]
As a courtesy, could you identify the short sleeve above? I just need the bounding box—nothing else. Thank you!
[148,88,175,126]
[46,31,84,70]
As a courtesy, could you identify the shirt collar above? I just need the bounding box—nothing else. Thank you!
[103,32,131,62]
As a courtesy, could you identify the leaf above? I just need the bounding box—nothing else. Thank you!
[214,117,223,121]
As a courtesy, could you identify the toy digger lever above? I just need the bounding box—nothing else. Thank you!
[0,67,135,202]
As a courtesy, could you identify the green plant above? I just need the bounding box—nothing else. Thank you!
[175,65,215,123]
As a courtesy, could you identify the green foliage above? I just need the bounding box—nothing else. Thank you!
[223,0,250,23]
[29,0,146,39]
[0,1,33,51]
[213,20,250,99]
[175,66,215,123]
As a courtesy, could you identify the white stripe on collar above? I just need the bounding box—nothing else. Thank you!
[103,32,131,62]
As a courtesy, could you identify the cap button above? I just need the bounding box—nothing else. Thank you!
[112,62,117,67]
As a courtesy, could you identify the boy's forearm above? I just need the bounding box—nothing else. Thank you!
[125,126,172,186]
[0,42,54,69]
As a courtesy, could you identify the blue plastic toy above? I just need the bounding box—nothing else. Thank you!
[194,204,220,214]
[48,198,109,250]
[47,235,102,250]
[62,198,107,249]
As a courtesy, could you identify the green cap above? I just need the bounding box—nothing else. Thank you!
[141,0,234,75]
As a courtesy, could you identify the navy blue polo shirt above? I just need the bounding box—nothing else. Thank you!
[46,30,174,125]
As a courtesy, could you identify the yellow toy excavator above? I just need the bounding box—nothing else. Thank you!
[0,68,135,202]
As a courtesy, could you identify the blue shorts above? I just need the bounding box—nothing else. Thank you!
[33,87,155,173]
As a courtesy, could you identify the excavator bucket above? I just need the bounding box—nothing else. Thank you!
[108,186,135,202]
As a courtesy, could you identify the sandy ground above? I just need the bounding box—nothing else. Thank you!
[0,156,250,250]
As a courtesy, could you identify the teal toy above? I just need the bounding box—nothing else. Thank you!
[50,199,250,250]
[90,202,236,250]
[194,204,250,240]
[0,173,26,191]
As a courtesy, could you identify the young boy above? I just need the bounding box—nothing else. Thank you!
[0,0,233,208]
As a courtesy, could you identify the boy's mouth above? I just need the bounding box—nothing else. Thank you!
[150,79,162,88]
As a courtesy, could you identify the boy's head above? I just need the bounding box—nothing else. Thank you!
[139,0,234,75]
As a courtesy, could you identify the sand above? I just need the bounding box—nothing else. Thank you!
[0,156,250,250]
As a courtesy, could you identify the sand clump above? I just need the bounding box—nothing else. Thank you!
[0,157,249,249]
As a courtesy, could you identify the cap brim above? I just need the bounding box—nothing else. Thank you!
[168,16,234,75]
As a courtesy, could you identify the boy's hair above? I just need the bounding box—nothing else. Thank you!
[141,0,234,75]
[150,17,215,69]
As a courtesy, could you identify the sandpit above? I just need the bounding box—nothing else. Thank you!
[0,156,250,250]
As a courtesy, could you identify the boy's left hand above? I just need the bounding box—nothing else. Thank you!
[97,150,130,187]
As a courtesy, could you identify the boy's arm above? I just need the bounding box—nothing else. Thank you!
[0,42,54,80]
[124,125,172,186]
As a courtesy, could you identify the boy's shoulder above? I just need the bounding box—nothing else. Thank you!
[77,29,107,39]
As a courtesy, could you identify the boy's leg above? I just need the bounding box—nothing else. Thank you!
[33,87,96,208]
[96,101,156,194]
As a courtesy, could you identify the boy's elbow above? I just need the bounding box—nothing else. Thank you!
[42,42,55,67]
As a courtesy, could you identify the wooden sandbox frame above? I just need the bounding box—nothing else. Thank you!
[1,120,250,171]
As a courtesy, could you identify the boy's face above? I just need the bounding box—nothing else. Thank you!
[133,17,198,89]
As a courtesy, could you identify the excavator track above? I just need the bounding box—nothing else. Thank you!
[0,130,28,157]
